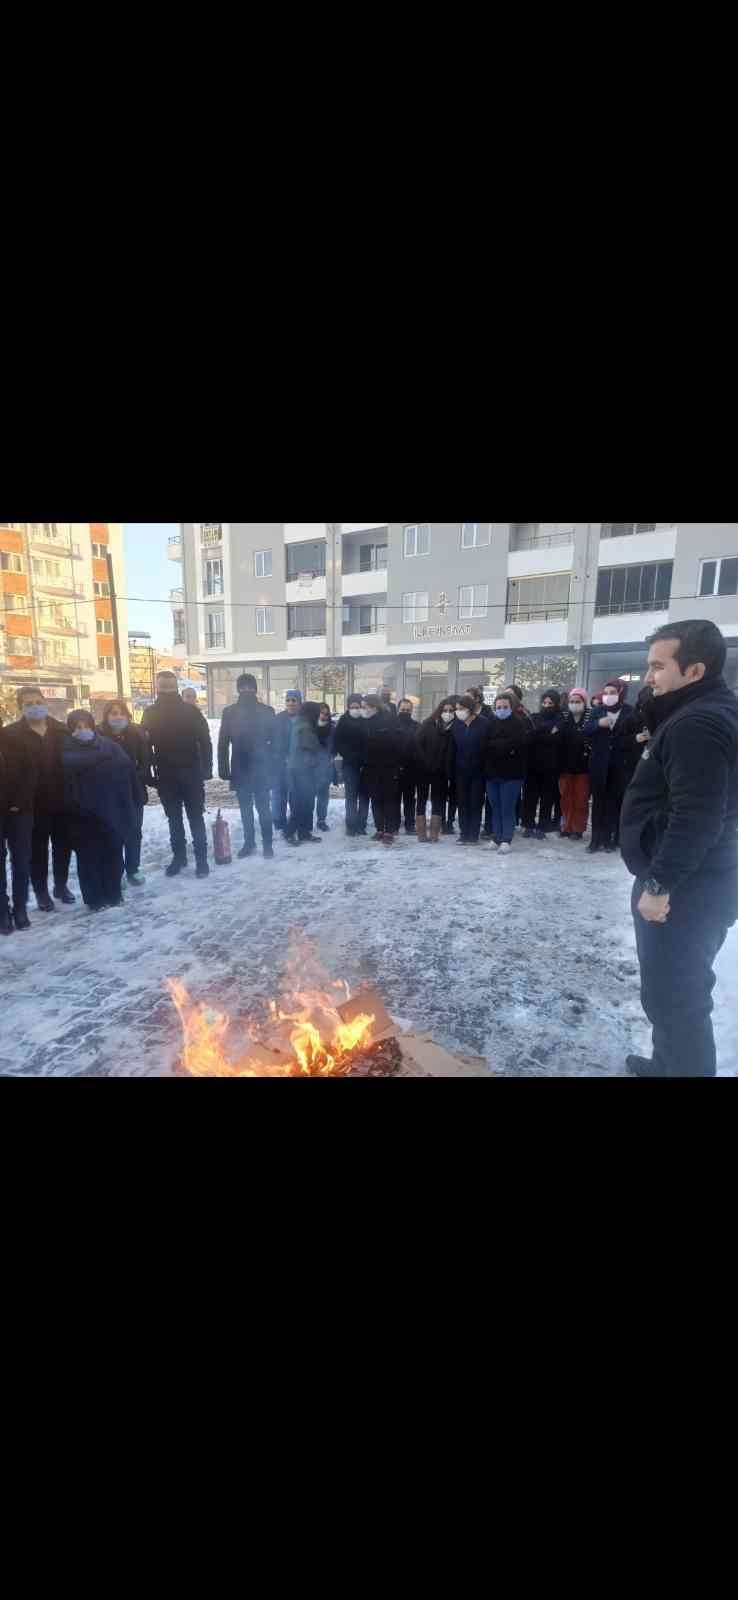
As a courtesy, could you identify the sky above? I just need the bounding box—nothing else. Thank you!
[123,523,179,651]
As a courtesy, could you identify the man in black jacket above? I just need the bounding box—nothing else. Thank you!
[334,694,369,836]
[218,674,276,859]
[142,672,213,877]
[620,620,738,1077]
[361,696,404,842]
[1,687,75,917]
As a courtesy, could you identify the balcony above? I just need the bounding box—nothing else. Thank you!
[343,568,388,599]
[38,620,89,637]
[34,580,85,598]
[168,534,183,561]
[170,586,184,604]
[31,536,83,559]
[509,527,574,552]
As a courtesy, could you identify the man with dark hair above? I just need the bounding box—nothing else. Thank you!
[1,686,75,917]
[335,694,369,836]
[361,695,404,842]
[620,619,738,1077]
[142,672,213,877]
[218,675,276,859]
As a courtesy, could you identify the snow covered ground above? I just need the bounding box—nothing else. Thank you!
[2,791,736,1076]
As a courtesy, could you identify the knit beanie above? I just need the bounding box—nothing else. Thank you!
[569,687,589,705]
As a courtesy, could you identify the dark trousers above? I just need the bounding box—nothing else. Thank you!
[236,780,273,851]
[123,804,144,876]
[0,810,33,910]
[315,778,331,826]
[486,779,523,844]
[591,781,624,848]
[444,779,457,828]
[73,820,125,909]
[416,774,448,816]
[31,810,72,895]
[400,768,418,830]
[343,764,369,834]
[522,772,559,831]
[158,773,208,864]
[284,768,317,840]
[632,876,737,1077]
[366,768,401,835]
[271,775,290,829]
[456,772,486,842]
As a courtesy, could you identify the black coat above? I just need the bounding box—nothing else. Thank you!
[62,734,140,844]
[100,719,151,805]
[528,710,568,774]
[0,716,68,814]
[218,695,276,787]
[397,712,420,769]
[483,715,532,782]
[584,705,639,792]
[142,696,213,782]
[416,716,455,777]
[362,709,405,772]
[451,712,489,776]
[560,715,590,777]
[620,676,738,895]
[335,712,368,768]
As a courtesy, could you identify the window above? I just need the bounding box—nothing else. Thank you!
[600,524,657,539]
[3,592,28,612]
[203,558,224,597]
[206,611,225,648]
[173,613,186,647]
[254,549,273,579]
[255,606,275,635]
[404,524,431,558]
[1,552,24,572]
[200,524,223,546]
[287,603,327,638]
[402,591,430,624]
[93,581,110,597]
[595,562,672,616]
[91,542,107,559]
[98,655,115,671]
[286,541,326,581]
[506,573,571,624]
[7,636,34,656]
[96,618,113,634]
[343,605,387,635]
[359,543,389,572]
[699,556,738,597]
[459,583,488,619]
[461,523,490,549]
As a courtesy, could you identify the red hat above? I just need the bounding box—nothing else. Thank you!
[569,686,589,705]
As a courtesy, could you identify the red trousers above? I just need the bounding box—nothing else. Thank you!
[559,774,590,835]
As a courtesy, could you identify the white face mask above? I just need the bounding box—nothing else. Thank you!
[441,712,454,725]
[456,710,470,723]
[362,709,375,720]
[603,694,619,708]
[349,708,362,719]
[570,702,584,716]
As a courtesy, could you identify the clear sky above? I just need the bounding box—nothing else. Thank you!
[123,523,178,651]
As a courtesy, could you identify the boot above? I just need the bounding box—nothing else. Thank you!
[13,905,31,930]
[53,885,76,904]
[35,889,56,912]
[415,814,429,843]
[196,862,210,878]
[430,815,442,843]
[165,856,186,877]
[0,904,13,936]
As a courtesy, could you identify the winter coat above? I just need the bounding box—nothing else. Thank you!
[218,695,276,788]
[560,715,590,777]
[100,718,151,805]
[335,712,368,769]
[362,709,405,772]
[451,713,489,777]
[416,716,455,777]
[397,712,420,771]
[584,705,639,792]
[286,711,321,773]
[62,734,140,843]
[0,715,68,814]
[141,695,213,783]
[528,710,568,775]
[273,709,301,768]
[620,675,738,895]
[0,725,34,814]
[483,714,532,782]
[315,718,336,783]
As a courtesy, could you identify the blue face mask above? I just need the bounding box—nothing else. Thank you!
[109,717,128,730]
[73,728,95,743]
[494,707,513,720]
[23,703,48,721]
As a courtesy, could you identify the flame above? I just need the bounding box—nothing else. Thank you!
[166,938,376,1078]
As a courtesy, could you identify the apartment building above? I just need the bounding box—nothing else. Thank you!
[0,522,130,716]
[171,523,738,718]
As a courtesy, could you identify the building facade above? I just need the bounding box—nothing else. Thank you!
[0,521,130,717]
[171,523,738,718]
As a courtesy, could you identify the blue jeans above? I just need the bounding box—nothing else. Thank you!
[284,768,317,840]
[486,779,522,844]
[343,764,369,833]
[271,775,289,829]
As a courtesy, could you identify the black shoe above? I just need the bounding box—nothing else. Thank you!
[53,886,76,904]
[287,836,300,847]
[35,891,56,912]
[317,822,330,832]
[604,844,617,853]
[263,846,275,858]
[303,834,323,843]
[195,863,210,878]
[104,897,125,908]
[88,904,105,914]
[626,1055,664,1078]
[238,845,255,859]
[165,857,186,877]
[371,832,383,842]
[13,906,31,930]
[442,824,455,835]
[0,906,13,936]
[588,842,602,853]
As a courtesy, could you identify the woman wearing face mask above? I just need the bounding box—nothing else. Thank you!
[522,690,568,839]
[416,699,457,842]
[100,701,151,884]
[335,695,369,836]
[314,703,336,832]
[451,695,489,845]
[397,699,420,835]
[583,680,640,852]
[483,693,532,852]
[559,689,590,840]
[62,710,140,911]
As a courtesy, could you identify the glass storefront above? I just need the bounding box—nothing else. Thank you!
[404,660,450,722]
[307,662,347,713]
[268,662,303,709]
[352,659,401,701]
[456,656,508,698]
[210,665,266,715]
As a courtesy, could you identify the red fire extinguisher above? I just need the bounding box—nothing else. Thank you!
[212,808,232,866]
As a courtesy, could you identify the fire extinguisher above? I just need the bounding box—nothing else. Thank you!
[212,808,232,866]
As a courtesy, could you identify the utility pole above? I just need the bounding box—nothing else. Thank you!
[106,547,125,699]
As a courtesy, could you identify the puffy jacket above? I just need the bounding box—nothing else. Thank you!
[483,715,532,782]
[218,695,276,787]
[142,695,213,781]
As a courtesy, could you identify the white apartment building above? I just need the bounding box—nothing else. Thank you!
[170,523,738,719]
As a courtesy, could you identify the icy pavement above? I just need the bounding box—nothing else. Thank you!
[1,795,736,1077]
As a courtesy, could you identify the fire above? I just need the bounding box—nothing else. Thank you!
[166,937,376,1077]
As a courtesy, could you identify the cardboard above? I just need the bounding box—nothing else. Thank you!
[337,987,397,1045]
[396,1032,490,1078]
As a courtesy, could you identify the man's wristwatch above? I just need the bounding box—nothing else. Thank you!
[643,877,667,897]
